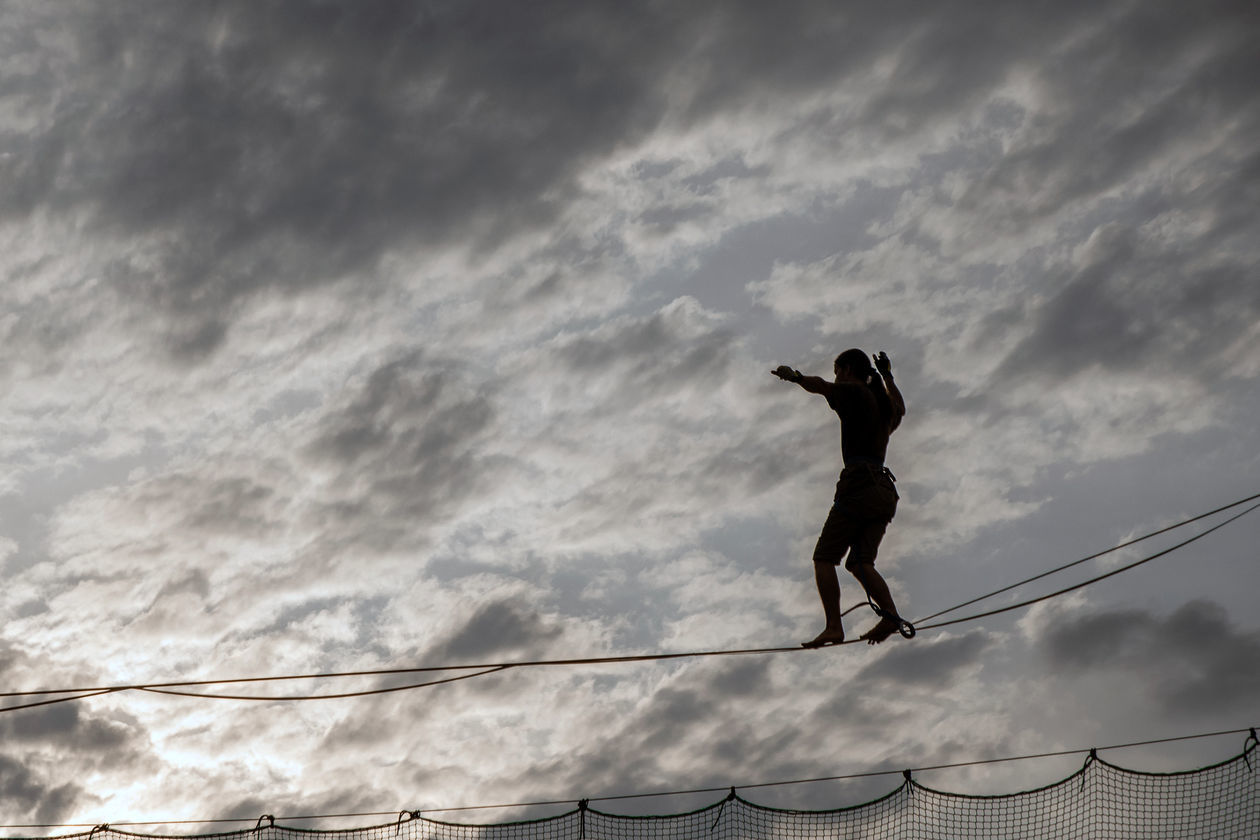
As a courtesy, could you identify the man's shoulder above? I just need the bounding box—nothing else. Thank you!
[825,381,863,407]
[828,381,879,412]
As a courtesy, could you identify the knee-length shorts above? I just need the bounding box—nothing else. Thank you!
[813,465,898,571]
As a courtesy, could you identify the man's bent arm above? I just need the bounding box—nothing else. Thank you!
[874,352,906,431]
[885,375,906,429]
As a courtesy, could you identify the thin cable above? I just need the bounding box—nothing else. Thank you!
[0,688,126,714]
[0,812,406,830]
[0,647,803,704]
[916,500,1260,632]
[3,493,1255,710]
[135,666,511,701]
[6,725,1249,828]
[0,664,500,698]
[914,490,1260,624]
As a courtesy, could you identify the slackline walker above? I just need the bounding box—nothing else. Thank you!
[772,349,914,646]
[1,492,1257,711]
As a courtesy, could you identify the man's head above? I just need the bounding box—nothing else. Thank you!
[834,348,870,383]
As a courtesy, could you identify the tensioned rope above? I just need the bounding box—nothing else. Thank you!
[913,490,1260,624]
[2,493,1257,711]
[1,725,1254,828]
[914,496,1260,632]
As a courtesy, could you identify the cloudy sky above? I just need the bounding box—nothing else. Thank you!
[2,0,1258,829]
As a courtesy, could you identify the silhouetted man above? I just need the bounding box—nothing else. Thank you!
[772,349,907,646]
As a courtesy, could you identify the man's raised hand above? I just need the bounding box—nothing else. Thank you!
[873,352,892,377]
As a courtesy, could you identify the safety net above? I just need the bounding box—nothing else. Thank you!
[10,741,1257,840]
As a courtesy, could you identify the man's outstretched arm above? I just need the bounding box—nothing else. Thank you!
[771,365,833,396]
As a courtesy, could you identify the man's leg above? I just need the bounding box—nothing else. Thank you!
[802,560,845,647]
[849,562,900,644]
[850,562,898,619]
[803,504,853,647]
[845,518,901,644]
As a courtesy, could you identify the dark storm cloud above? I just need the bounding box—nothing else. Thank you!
[6,0,696,356]
[1040,600,1260,715]
[17,0,1239,359]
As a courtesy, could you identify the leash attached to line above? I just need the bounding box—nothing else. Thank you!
[867,597,916,639]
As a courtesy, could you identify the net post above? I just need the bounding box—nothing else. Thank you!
[394,810,420,837]
[708,788,736,832]
[1245,729,1258,772]
[577,798,588,840]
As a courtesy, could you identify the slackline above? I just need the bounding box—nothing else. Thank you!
[2,492,1257,711]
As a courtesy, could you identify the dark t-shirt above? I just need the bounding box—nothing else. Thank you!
[825,382,890,467]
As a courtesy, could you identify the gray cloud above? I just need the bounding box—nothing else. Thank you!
[0,702,146,824]
[513,658,797,808]
[964,4,1260,228]
[0,703,135,752]
[706,658,772,698]
[694,428,818,501]
[0,755,82,825]
[433,600,564,662]
[307,351,501,542]
[552,305,735,388]
[151,569,212,605]
[993,220,1260,383]
[1040,600,1260,716]
[957,7,1260,386]
[180,477,279,537]
[855,630,991,687]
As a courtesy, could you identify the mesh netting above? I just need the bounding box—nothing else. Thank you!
[11,744,1257,840]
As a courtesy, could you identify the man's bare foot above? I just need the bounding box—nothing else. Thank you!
[859,617,899,645]
[802,627,846,648]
